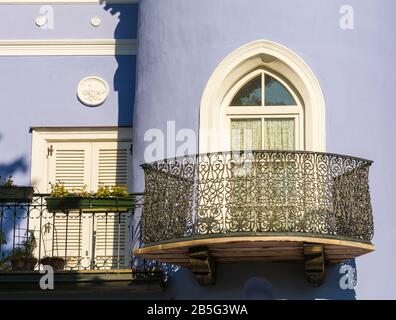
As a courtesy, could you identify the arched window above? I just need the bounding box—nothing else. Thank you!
[199,40,325,153]
[224,69,303,151]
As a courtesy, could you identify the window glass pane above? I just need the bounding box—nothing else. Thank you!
[264,119,295,150]
[230,76,262,106]
[265,75,296,106]
[231,119,262,151]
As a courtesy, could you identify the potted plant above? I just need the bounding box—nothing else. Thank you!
[0,175,34,203]
[38,222,66,271]
[45,182,135,212]
[7,230,38,271]
[39,256,66,271]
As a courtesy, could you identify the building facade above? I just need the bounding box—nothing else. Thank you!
[0,0,395,299]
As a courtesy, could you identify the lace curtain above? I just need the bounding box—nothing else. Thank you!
[231,118,294,151]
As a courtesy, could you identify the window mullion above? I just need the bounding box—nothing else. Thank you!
[262,117,265,150]
[262,71,265,108]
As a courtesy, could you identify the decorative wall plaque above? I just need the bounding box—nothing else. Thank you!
[91,17,101,27]
[35,16,47,27]
[77,76,109,107]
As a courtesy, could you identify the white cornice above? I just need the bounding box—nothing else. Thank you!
[0,39,137,56]
[0,0,138,3]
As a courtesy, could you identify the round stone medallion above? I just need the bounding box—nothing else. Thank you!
[91,17,102,27]
[77,76,109,107]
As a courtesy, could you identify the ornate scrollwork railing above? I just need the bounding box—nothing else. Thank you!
[0,194,143,271]
[141,150,374,244]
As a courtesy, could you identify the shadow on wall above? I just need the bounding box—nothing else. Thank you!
[0,157,28,180]
[101,3,136,126]
[0,134,30,259]
[0,134,29,179]
[162,261,357,300]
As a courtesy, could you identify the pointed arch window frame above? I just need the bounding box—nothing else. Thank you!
[199,40,326,154]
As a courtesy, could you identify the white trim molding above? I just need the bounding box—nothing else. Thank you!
[0,0,138,3]
[30,127,133,192]
[199,39,326,153]
[0,39,137,56]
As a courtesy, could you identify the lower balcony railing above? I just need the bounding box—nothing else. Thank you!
[135,150,375,286]
[0,194,164,293]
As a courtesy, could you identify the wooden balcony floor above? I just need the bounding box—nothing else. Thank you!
[134,235,375,267]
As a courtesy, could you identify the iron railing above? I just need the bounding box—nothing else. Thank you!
[0,193,144,272]
[141,150,374,244]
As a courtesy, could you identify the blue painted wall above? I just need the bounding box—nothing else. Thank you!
[0,4,137,39]
[131,0,396,299]
[0,55,136,184]
[0,0,394,299]
[0,4,137,185]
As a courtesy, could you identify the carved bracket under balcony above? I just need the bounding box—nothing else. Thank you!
[188,246,216,286]
[304,244,325,287]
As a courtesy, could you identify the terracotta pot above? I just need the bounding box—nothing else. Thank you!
[40,257,65,271]
[10,257,38,271]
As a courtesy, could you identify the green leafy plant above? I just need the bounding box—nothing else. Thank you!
[50,181,130,198]
[50,181,69,197]
[110,184,129,197]
[8,230,37,259]
[71,184,91,197]
[96,183,112,198]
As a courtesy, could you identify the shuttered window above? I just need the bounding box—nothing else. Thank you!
[98,149,128,186]
[55,149,86,190]
[43,140,133,270]
[95,213,127,269]
[93,143,131,269]
[52,213,83,270]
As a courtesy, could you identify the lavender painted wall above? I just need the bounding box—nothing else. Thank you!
[0,3,138,186]
[0,4,137,39]
[0,0,394,299]
[0,55,136,185]
[132,0,396,299]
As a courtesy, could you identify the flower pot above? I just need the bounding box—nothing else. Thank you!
[10,257,38,271]
[40,257,65,271]
[0,186,34,203]
[45,196,135,212]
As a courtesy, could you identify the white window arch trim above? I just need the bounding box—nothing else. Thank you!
[199,39,326,153]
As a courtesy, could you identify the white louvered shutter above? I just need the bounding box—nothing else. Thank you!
[98,148,128,186]
[53,148,88,190]
[38,141,132,270]
[91,142,133,269]
[46,143,92,270]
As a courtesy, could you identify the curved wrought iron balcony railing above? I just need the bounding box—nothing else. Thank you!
[140,150,374,245]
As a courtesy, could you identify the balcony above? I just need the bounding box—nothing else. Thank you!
[134,150,375,286]
[0,194,164,294]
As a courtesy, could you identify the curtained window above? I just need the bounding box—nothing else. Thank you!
[227,70,303,151]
